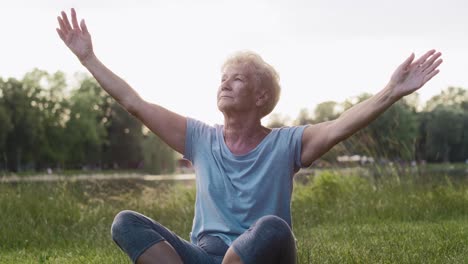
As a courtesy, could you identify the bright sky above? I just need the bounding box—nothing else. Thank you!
[1,0,467,125]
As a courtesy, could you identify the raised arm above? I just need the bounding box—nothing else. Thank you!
[300,50,443,166]
[56,8,186,154]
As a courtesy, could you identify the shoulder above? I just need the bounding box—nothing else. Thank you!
[187,117,216,133]
[272,125,309,138]
[261,125,308,149]
[186,118,221,146]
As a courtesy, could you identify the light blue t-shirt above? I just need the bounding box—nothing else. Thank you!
[183,118,307,246]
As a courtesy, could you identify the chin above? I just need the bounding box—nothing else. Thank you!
[217,102,228,112]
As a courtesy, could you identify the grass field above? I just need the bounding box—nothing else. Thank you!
[1,167,467,263]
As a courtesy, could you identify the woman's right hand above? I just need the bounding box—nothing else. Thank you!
[56,8,94,64]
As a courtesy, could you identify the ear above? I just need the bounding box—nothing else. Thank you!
[256,90,269,108]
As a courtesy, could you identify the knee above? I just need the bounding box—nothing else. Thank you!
[111,210,139,242]
[256,215,294,242]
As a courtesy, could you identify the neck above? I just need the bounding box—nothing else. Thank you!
[222,113,270,155]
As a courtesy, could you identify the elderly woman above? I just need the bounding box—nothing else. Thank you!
[57,8,442,264]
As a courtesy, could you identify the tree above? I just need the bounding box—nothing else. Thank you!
[23,70,69,170]
[267,113,291,128]
[103,102,144,169]
[141,133,175,174]
[313,101,339,123]
[420,87,468,162]
[367,100,418,160]
[425,105,464,162]
[341,93,418,161]
[294,108,313,125]
[425,87,467,111]
[64,76,109,169]
[1,76,44,171]
[0,80,13,171]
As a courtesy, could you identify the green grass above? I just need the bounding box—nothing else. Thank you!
[292,171,468,263]
[296,221,468,263]
[1,170,467,263]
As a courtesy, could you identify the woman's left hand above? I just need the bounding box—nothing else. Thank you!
[389,50,443,99]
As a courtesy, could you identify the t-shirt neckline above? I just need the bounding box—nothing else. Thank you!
[216,125,276,158]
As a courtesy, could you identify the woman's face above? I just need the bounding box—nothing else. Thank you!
[217,64,259,115]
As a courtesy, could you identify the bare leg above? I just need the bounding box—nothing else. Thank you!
[136,241,183,264]
[222,247,243,264]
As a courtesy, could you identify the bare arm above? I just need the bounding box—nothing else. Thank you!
[56,8,186,154]
[300,50,443,166]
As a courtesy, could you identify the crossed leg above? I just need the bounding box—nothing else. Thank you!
[136,241,183,264]
[111,210,215,264]
[223,215,296,264]
[111,211,295,264]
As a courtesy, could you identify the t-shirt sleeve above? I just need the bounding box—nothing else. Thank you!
[183,117,212,162]
[290,125,309,171]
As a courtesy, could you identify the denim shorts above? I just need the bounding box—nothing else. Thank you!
[111,210,296,264]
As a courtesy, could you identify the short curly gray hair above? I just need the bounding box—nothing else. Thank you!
[221,51,281,118]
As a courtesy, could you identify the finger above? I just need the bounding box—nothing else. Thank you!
[71,8,80,30]
[56,28,65,41]
[61,11,73,31]
[424,58,443,75]
[423,69,440,84]
[81,19,89,35]
[57,16,67,33]
[422,52,442,71]
[399,53,415,70]
[413,49,436,66]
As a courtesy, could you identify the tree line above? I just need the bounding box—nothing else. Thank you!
[0,69,175,173]
[268,87,468,165]
[1,69,467,173]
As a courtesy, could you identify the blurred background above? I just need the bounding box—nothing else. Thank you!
[0,0,467,173]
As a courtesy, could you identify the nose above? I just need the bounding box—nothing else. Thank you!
[220,85,231,92]
[220,79,232,91]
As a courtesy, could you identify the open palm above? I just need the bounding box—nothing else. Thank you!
[56,8,93,63]
[389,50,443,98]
